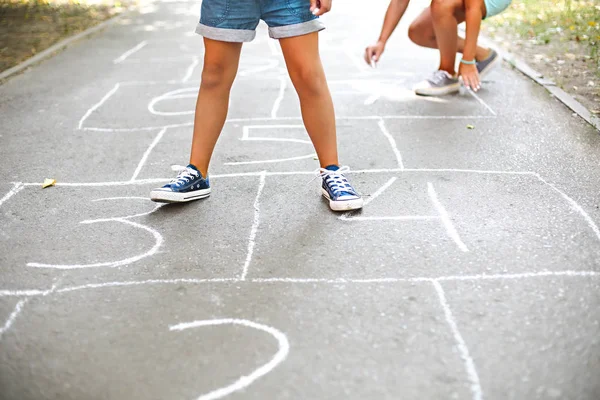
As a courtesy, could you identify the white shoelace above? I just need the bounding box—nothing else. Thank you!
[428,70,452,85]
[316,166,356,196]
[170,166,199,185]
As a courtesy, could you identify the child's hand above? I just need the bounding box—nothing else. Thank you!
[459,63,480,92]
[310,0,332,16]
[364,41,385,66]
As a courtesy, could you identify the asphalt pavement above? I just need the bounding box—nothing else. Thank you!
[1,0,599,399]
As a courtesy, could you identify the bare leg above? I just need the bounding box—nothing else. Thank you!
[189,38,243,177]
[279,32,338,168]
[408,5,490,64]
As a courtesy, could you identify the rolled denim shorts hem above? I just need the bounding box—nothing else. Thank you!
[195,23,256,42]
[268,19,325,39]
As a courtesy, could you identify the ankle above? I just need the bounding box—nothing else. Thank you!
[475,48,491,62]
[439,67,456,77]
[189,162,208,177]
[320,160,340,169]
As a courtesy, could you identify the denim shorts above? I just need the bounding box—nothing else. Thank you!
[196,0,325,42]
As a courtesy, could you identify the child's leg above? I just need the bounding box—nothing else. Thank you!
[408,5,490,67]
[430,0,465,75]
[279,32,338,168]
[189,38,243,176]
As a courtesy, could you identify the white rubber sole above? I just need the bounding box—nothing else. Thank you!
[150,188,211,203]
[321,189,364,211]
[414,82,461,97]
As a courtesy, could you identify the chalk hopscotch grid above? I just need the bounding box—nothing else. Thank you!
[2,35,599,400]
[76,73,498,132]
[3,172,600,400]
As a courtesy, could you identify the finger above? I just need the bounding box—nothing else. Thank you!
[310,0,318,12]
[463,77,471,91]
[364,48,372,65]
[313,0,331,15]
[374,47,383,60]
[470,76,479,92]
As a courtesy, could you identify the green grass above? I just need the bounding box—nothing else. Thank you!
[0,0,126,72]
[488,0,600,74]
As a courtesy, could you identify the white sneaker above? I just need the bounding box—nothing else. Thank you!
[414,70,460,96]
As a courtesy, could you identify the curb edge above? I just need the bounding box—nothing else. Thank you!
[478,35,600,132]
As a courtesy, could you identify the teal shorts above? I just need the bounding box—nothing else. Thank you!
[483,0,512,19]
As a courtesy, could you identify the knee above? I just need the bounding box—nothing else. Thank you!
[200,62,235,91]
[430,0,459,17]
[289,64,326,97]
[408,22,424,45]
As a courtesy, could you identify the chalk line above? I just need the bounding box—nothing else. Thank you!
[242,125,309,144]
[182,56,200,83]
[148,87,197,116]
[119,80,184,86]
[340,177,398,220]
[0,289,50,297]
[341,216,440,222]
[467,89,497,116]
[122,56,198,63]
[241,172,267,280]
[428,182,469,252]
[17,168,538,187]
[78,83,120,129]
[92,196,150,202]
[364,94,380,105]
[535,174,600,244]
[378,118,404,169]
[224,154,317,166]
[271,77,287,119]
[80,115,497,132]
[27,218,162,269]
[364,177,397,207]
[433,281,482,400]
[170,318,289,400]
[113,40,148,64]
[87,197,162,222]
[0,182,24,209]
[241,137,312,145]
[83,123,193,133]
[28,199,163,270]
[436,270,600,281]
[131,128,168,181]
[56,278,237,294]
[2,270,597,298]
[0,299,29,341]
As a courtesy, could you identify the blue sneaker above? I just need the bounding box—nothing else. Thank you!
[319,165,364,211]
[150,164,211,203]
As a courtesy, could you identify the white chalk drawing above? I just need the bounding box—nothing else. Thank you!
[27,197,164,270]
[341,179,469,252]
[224,125,316,166]
[0,299,29,341]
[241,172,267,281]
[113,41,148,64]
[170,318,289,400]
[433,281,482,400]
[377,118,404,169]
[148,87,198,116]
[5,34,600,400]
